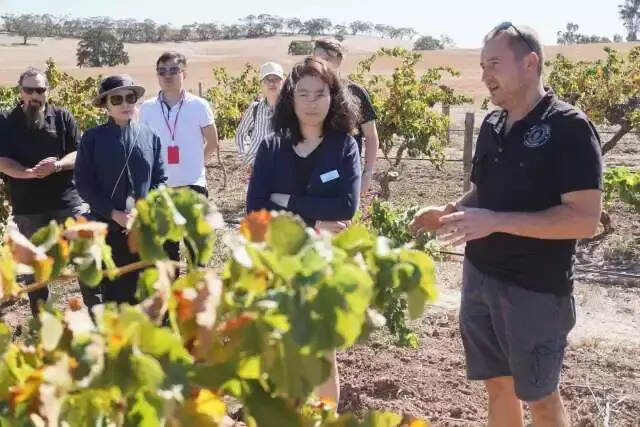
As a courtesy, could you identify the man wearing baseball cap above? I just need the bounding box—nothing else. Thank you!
[235,61,285,166]
[314,39,380,196]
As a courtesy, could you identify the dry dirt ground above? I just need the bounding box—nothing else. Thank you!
[0,33,638,102]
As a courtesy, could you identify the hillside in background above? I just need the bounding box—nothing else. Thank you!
[0,33,638,101]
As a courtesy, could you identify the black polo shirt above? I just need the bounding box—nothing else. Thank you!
[465,90,602,296]
[0,103,83,214]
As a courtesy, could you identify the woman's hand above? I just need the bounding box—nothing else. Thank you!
[315,220,351,234]
[270,193,291,208]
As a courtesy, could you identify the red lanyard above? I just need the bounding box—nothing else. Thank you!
[160,92,185,142]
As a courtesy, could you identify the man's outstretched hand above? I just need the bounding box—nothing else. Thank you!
[409,202,457,235]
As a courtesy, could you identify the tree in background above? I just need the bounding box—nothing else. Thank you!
[440,34,456,49]
[204,64,262,141]
[619,0,640,41]
[413,35,443,51]
[349,20,373,36]
[1,14,46,45]
[76,28,130,68]
[557,22,580,45]
[303,18,333,38]
[285,18,304,35]
[547,46,640,229]
[350,48,471,198]
[547,47,639,155]
[557,22,612,45]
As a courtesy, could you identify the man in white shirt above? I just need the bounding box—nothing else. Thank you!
[139,51,219,264]
[140,51,219,197]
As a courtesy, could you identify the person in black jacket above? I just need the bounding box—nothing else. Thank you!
[246,56,361,235]
[246,57,361,404]
[75,75,167,307]
[0,67,87,316]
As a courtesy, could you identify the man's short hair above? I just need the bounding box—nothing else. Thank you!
[156,51,187,68]
[314,39,345,60]
[483,23,544,75]
[18,67,48,87]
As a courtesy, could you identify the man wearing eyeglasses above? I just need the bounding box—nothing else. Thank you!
[0,67,86,316]
[139,51,219,264]
[411,24,602,426]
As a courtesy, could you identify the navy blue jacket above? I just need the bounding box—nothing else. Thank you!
[246,131,361,225]
[75,119,167,222]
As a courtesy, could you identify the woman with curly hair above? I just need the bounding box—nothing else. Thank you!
[246,56,361,235]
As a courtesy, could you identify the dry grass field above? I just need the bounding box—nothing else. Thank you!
[1,33,638,100]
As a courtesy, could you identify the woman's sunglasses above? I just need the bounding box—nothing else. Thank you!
[109,93,139,106]
[21,87,47,95]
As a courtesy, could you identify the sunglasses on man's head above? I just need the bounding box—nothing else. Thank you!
[157,66,182,77]
[494,21,536,53]
[109,93,139,106]
[21,87,47,95]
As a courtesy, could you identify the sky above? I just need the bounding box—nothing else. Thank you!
[0,0,627,48]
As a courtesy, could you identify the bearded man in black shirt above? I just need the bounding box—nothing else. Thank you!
[0,67,88,315]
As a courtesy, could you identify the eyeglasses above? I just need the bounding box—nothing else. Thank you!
[21,87,47,95]
[157,66,182,77]
[263,76,282,85]
[109,93,139,106]
[494,22,536,53]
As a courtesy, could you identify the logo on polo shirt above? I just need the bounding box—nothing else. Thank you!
[523,124,551,148]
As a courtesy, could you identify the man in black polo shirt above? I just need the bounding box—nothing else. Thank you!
[313,39,380,196]
[0,67,87,316]
[410,24,602,426]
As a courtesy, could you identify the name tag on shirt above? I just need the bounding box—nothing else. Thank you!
[320,170,340,183]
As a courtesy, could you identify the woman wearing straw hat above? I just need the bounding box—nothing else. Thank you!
[74,75,167,306]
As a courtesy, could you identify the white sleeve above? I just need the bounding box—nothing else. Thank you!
[199,99,215,128]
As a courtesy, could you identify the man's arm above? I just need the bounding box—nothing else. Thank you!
[438,189,602,245]
[456,184,478,208]
[55,152,76,171]
[361,121,378,173]
[360,120,379,194]
[202,123,219,161]
[0,157,35,179]
[495,190,601,239]
[234,105,253,155]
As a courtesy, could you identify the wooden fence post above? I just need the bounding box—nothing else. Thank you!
[463,112,475,192]
[198,82,203,97]
[442,104,450,144]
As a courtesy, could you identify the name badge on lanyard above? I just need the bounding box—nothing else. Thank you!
[161,93,185,165]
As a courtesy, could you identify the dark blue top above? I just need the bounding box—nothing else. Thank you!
[246,131,361,226]
[74,119,167,222]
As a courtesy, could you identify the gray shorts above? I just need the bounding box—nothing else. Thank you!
[460,259,576,402]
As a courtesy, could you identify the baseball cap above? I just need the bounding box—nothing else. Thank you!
[260,62,284,80]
